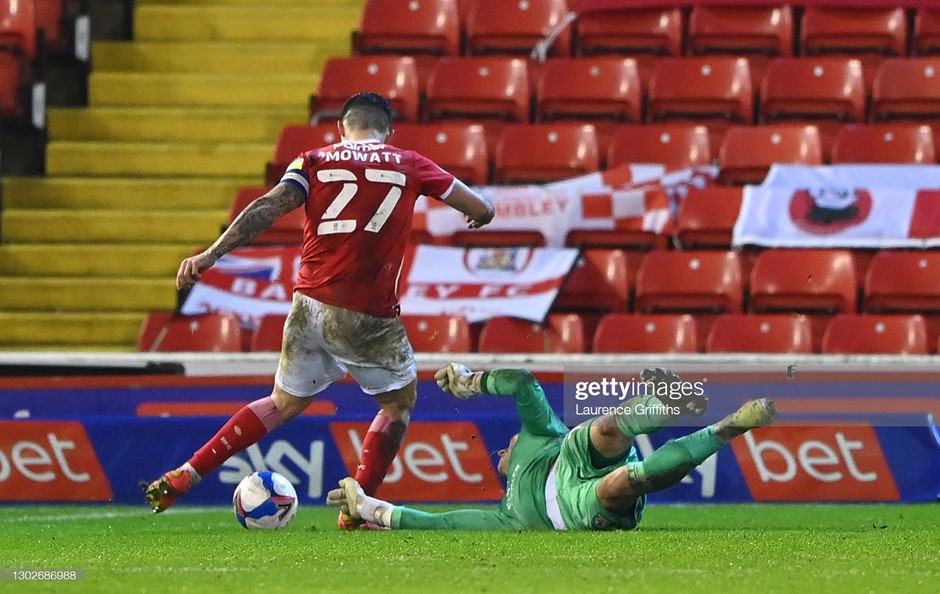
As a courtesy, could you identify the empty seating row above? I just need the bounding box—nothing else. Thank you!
[355,2,940,66]
[137,311,940,355]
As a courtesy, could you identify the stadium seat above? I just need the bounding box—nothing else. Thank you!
[33,0,65,52]
[592,313,698,353]
[250,314,288,352]
[802,7,906,57]
[391,123,490,185]
[266,124,341,185]
[749,249,858,314]
[831,124,936,164]
[466,0,570,57]
[718,125,823,186]
[310,56,420,123]
[228,186,304,245]
[635,250,744,313]
[607,124,711,170]
[706,313,814,354]
[356,0,461,56]
[0,0,36,119]
[478,314,585,353]
[675,186,744,248]
[554,249,629,312]
[914,9,940,55]
[871,59,940,136]
[760,57,866,154]
[449,230,546,247]
[577,8,683,58]
[137,311,175,352]
[864,251,940,313]
[647,57,753,153]
[822,314,928,355]
[151,313,244,353]
[536,57,642,156]
[401,314,472,352]
[494,123,599,184]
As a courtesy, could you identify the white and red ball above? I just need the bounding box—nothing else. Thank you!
[232,471,298,530]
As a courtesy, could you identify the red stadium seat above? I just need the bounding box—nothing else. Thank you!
[494,123,599,184]
[554,249,629,312]
[706,314,814,354]
[478,314,585,353]
[592,313,698,353]
[864,251,940,313]
[802,7,906,58]
[831,124,936,164]
[871,59,940,136]
[718,125,823,186]
[228,186,304,246]
[0,0,35,119]
[466,0,570,57]
[749,249,858,314]
[137,311,174,352]
[648,57,753,153]
[425,57,530,124]
[356,0,460,56]
[675,186,744,249]
[152,313,244,353]
[401,315,472,352]
[577,8,683,57]
[267,124,342,185]
[689,6,793,58]
[635,251,744,313]
[34,0,65,52]
[607,124,711,169]
[914,9,940,55]
[449,230,546,247]
[822,314,928,355]
[391,123,490,185]
[310,56,420,123]
[250,314,288,352]
[760,57,866,154]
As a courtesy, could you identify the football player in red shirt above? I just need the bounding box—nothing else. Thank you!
[144,93,495,527]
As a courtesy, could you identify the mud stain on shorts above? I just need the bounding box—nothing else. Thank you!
[280,294,320,373]
[320,302,413,369]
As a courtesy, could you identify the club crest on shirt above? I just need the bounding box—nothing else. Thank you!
[788,186,873,235]
[463,247,534,279]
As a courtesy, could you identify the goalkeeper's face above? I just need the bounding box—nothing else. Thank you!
[496,434,519,476]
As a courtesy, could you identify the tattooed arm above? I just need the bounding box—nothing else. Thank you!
[176,183,306,289]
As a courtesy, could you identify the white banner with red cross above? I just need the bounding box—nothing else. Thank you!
[733,165,940,248]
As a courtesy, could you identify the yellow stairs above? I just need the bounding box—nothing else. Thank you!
[0,0,361,350]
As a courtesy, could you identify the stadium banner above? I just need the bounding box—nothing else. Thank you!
[180,245,577,325]
[415,164,716,247]
[733,165,940,248]
[398,245,578,323]
[2,374,940,505]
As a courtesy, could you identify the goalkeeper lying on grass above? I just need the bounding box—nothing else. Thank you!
[328,364,776,531]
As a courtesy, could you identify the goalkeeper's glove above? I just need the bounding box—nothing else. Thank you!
[434,363,484,399]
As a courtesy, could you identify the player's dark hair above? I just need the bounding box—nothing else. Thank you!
[341,92,393,135]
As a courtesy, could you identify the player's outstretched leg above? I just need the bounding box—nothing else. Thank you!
[143,387,308,513]
[598,399,776,514]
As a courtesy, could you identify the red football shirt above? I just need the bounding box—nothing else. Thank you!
[280,139,456,317]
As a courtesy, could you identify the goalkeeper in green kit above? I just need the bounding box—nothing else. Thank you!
[328,364,776,531]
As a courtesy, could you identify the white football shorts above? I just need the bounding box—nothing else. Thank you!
[274,292,416,397]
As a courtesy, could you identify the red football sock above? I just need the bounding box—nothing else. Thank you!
[188,397,284,478]
[354,413,408,496]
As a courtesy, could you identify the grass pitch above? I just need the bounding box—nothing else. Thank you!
[0,504,938,593]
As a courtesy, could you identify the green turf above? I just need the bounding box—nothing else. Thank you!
[0,504,938,593]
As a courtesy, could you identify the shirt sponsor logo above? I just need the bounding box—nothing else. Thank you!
[731,424,899,501]
[0,421,112,501]
[331,421,504,501]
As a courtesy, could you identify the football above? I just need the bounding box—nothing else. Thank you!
[232,471,299,530]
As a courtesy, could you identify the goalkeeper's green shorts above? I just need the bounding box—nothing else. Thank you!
[549,421,646,531]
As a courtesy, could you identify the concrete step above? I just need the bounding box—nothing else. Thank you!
[0,312,145,347]
[135,5,360,42]
[92,41,345,74]
[3,177,255,210]
[2,210,228,244]
[49,106,306,143]
[46,141,271,177]
[0,278,176,311]
[0,245,195,277]
[89,72,317,108]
